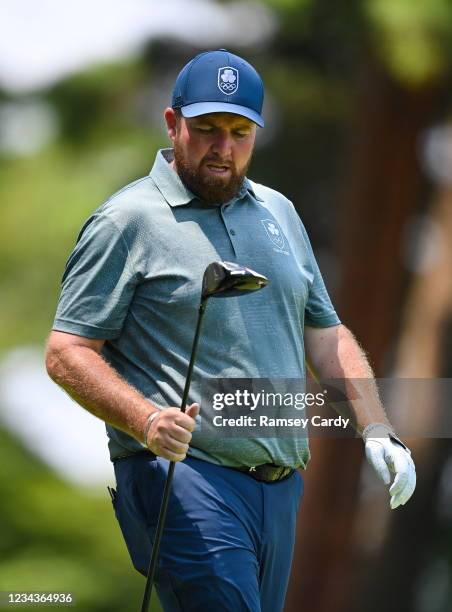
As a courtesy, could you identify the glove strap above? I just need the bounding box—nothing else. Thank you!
[362,422,410,454]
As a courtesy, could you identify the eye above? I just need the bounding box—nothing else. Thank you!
[232,127,250,138]
[195,126,213,133]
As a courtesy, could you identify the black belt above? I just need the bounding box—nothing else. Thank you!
[233,464,295,483]
[113,451,294,483]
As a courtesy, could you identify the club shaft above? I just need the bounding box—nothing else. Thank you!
[140,461,175,612]
[140,299,207,612]
[180,298,207,414]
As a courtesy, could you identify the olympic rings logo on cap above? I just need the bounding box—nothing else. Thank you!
[218,67,239,95]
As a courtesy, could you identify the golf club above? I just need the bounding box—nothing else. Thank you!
[140,261,268,612]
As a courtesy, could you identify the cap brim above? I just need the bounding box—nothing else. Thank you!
[181,102,264,127]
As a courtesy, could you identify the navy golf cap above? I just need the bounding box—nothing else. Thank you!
[171,49,264,127]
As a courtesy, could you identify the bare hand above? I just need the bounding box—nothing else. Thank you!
[145,403,199,461]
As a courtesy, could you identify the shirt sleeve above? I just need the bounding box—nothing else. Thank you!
[299,222,341,328]
[53,213,138,339]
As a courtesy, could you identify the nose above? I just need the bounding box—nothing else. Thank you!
[210,129,233,159]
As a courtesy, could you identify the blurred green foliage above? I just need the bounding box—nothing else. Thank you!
[366,0,452,85]
[263,0,452,85]
[0,427,161,611]
[0,60,165,611]
[2,0,452,351]
[0,62,165,351]
[1,1,452,610]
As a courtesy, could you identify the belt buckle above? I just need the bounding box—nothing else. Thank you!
[271,467,282,482]
[245,464,290,482]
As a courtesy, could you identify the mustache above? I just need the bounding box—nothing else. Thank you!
[202,157,234,169]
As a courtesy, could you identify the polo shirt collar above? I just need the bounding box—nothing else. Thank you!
[150,148,195,207]
[243,178,264,202]
[150,148,263,207]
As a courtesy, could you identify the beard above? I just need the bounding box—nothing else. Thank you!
[173,141,250,205]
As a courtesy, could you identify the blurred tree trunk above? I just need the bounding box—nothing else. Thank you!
[286,62,437,612]
[350,132,452,612]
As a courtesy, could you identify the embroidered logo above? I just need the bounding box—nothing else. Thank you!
[218,67,239,95]
[261,219,285,250]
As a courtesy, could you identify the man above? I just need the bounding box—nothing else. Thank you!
[45,49,416,611]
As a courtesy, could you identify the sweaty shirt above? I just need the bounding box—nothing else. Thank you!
[53,148,340,468]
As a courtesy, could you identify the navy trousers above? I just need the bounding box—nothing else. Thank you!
[111,452,303,612]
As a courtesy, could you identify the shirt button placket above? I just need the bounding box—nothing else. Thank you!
[221,205,238,255]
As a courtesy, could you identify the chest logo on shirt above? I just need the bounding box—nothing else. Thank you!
[261,219,286,251]
[218,67,239,95]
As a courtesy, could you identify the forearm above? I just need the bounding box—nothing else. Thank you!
[306,325,391,433]
[46,345,157,444]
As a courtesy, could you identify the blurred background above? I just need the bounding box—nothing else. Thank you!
[1,0,451,610]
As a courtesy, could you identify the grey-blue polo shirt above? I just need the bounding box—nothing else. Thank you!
[53,148,340,468]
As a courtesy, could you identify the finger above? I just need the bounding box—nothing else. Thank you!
[167,424,192,444]
[390,496,400,510]
[160,411,193,432]
[160,435,189,456]
[401,468,416,505]
[389,459,407,509]
[172,416,196,433]
[176,407,199,432]
[391,462,416,508]
[160,446,187,462]
[389,452,411,497]
[389,474,407,509]
[186,403,200,419]
[389,470,408,499]
[366,441,391,485]
[390,455,416,508]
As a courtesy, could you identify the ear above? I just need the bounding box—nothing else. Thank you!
[164,107,178,142]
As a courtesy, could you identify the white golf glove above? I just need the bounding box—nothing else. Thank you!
[363,423,416,510]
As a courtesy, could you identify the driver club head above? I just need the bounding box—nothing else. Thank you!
[201,261,269,299]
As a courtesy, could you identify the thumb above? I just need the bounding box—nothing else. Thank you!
[186,403,200,419]
[366,440,391,485]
